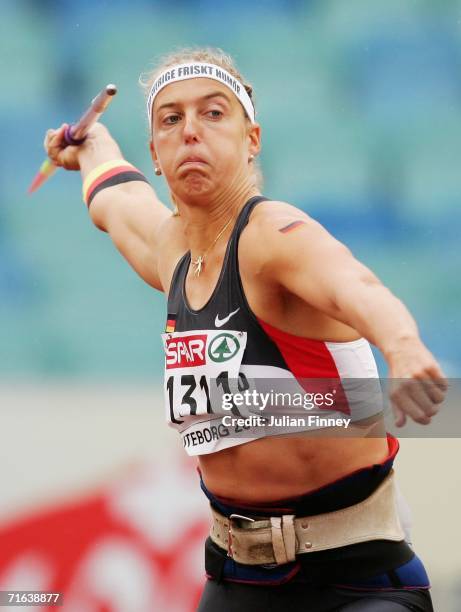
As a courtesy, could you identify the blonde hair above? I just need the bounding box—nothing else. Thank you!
[139,46,263,189]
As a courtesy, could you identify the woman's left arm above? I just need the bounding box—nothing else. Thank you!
[249,203,448,426]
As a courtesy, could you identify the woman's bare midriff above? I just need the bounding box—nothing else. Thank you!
[198,423,388,502]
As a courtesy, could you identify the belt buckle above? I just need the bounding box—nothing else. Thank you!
[227,513,255,558]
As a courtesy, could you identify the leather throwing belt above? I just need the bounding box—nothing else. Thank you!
[209,470,404,566]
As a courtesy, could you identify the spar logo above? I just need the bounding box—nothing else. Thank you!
[208,333,240,363]
[165,334,207,369]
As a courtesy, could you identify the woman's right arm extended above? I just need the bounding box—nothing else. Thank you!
[45,122,172,291]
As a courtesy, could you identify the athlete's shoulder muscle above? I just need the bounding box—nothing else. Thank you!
[242,199,381,319]
[240,200,318,273]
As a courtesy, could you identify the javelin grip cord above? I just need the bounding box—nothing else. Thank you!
[64,84,117,145]
[28,84,117,193]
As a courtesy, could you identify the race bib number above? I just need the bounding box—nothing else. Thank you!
[162,329,248,424]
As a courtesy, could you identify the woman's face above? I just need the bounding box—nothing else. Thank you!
[151,78,260,203]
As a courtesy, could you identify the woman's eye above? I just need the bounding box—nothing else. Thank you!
[164,114,181,124]
[207,109,223,119]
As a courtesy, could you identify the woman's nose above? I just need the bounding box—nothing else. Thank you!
[182,113,200,143]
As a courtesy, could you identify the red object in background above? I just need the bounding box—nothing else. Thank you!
[0,460,210,612]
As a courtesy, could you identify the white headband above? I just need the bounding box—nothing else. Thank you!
[146,62,255,130]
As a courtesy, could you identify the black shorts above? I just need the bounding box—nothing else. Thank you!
[197,579,433,611]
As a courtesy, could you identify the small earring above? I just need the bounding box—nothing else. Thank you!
[154,166,162,176]
[248,154,255,162]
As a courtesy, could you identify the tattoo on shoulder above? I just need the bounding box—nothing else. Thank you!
[278,220,306,234]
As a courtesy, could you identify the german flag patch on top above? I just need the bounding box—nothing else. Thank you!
[165,314,176,333]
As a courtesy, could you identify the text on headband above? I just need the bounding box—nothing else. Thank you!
[146,62,255,130]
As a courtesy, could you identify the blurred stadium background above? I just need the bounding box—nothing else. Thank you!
[0,1,460,610]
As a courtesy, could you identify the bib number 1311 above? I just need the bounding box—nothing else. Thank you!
[166,371,250,423]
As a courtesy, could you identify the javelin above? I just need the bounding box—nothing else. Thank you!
[28,84,118,194]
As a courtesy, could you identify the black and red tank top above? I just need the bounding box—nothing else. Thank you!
[162,196,383,456]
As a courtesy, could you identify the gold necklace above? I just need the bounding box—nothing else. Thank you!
[191,213,236,277]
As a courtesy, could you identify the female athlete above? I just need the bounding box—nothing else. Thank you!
[45,48,446,611]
